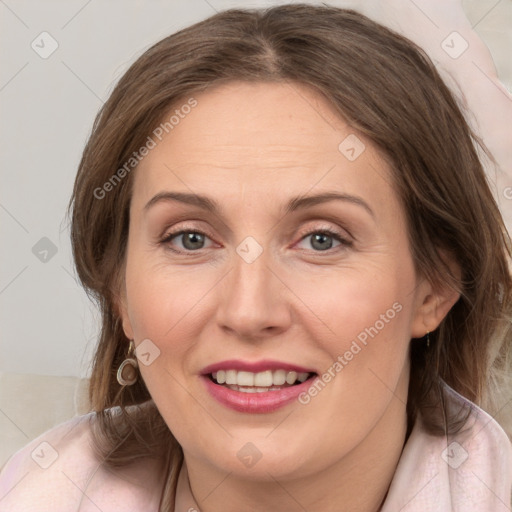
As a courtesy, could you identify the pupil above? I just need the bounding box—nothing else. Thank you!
[183,232,204,250]
[312,233,332,250]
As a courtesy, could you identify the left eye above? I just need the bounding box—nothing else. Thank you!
[296,229,351,252]
[160,228,351,253]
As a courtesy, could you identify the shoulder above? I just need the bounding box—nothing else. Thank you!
[383,380,512,511]
[0,412,164,512]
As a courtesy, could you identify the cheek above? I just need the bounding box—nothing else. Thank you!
[290,259,411,349]
[286,276,413,468]
[292,255,414,408]
[122,256,202,394]
[124,256,214,339]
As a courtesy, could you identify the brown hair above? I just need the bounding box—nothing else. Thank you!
[68,4,512,509]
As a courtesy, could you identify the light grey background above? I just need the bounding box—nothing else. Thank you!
[1,0,511,380]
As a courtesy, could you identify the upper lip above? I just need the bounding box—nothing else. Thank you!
[201,359,317,375]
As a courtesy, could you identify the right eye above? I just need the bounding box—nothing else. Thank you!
[160,228,216,253]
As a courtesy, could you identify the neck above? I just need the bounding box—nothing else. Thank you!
[175,396,408,512]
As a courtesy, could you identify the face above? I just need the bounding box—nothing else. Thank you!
[118,81,452,481]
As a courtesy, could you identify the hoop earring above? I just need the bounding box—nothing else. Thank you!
[117,340,139,386]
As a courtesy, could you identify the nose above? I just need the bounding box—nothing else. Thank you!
[214,246,292,341]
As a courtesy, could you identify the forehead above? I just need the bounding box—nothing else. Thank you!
[132,81,395,213]
[154,81,350,158]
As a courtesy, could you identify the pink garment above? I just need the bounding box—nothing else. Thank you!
[1,381,511,511]
[380,384,512,512]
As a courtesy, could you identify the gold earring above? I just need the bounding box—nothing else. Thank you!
[117,340,138,386]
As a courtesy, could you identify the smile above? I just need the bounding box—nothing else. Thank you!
[200,361,319,413]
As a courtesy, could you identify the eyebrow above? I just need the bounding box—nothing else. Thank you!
[143,191,375,219]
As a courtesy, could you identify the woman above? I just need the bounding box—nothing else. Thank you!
[1,4,511,511]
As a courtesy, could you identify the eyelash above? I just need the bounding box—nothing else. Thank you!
[158,225,353,255]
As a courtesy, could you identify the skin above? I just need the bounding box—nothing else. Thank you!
[118,81,460,512]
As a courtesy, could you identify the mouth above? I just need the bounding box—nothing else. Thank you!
[200,364,319,413]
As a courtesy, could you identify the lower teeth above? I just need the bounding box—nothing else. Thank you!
[225,384,288,393]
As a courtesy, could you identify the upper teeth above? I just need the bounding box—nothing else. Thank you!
[212,370,310,387]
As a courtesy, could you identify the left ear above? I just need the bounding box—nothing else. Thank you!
[410,249,461,338]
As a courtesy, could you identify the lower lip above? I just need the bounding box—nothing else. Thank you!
[201,375,317,413]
